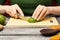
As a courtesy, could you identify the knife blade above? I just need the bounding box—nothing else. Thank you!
[17,13,28,21]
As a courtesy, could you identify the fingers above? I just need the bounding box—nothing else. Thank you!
[40,9,50,20]
[33,6,44,20]
[11,6,18,18]
[12,4,24,17]
[4,4,24,18]
[32,5,50,21]
[5,6,18,18]
[37,7,47,20]
[32,5,41,18]
[5,8,13,17]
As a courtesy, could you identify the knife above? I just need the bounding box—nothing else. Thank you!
[17,13,28,21]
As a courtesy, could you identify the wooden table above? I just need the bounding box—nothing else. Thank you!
[0,16,60,40]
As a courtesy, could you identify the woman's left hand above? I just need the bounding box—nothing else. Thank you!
[32,5,52,21]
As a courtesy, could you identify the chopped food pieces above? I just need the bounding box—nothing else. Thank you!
[27,17,38,23]
[19,16,27,21]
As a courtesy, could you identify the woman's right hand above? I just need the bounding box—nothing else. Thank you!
[1,4,24,18]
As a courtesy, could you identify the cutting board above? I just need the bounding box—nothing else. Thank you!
[6,17,59,28]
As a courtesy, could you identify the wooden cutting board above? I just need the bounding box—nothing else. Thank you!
[6,17,59,28]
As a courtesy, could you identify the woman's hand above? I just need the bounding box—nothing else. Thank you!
[32,5,52,21]
[1,4,24,18]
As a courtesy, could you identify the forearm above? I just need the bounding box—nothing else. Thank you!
[0,5,5,14]
[48,6,60,15]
